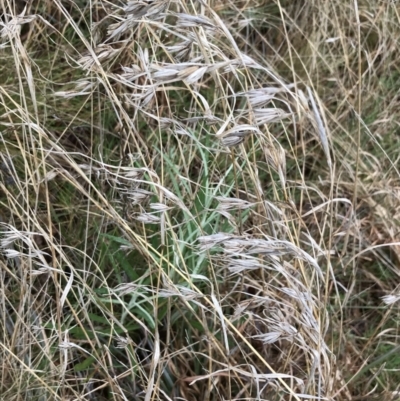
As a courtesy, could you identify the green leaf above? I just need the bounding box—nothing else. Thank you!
[101,233,133,248]
[73,356,96,372]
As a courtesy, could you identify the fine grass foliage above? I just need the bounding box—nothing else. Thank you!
[1,1,400,401]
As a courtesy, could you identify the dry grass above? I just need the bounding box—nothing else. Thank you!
[1,0,400,400]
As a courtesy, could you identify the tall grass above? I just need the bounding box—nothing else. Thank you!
[1,0,400,400]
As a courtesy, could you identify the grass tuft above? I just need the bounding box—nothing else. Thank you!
[1,0,400,400]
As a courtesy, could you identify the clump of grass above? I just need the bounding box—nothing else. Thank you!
[1,1,400,400]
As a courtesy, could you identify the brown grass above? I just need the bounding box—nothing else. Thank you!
[1,0,400,400]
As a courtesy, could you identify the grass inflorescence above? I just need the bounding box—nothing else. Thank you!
[1,1,400,400]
